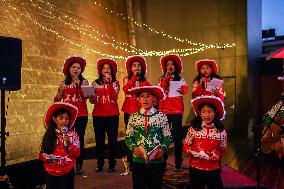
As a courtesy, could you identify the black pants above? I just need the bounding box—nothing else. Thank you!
[124,113,133,164]
[93,116,119,169]
[132,163,164,189]
[45,170,74,189]
[73,116,88,165]
[188,167,223,189]
[164,114,183,169]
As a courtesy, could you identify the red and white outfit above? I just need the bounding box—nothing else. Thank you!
[192,59,224,101]
[158,75,188,114]
[90,58,120,171]
[183,122,227,170]
[39,129,80,176]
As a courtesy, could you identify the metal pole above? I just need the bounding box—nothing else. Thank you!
[1,89,6,168]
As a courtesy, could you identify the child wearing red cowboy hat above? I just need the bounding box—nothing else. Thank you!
[125,85,172,189]
[158,54,188,172]
[89,58,120,172]
[121,55,152,169]
[39,102,80,189]
[54,55,89,175]
[183,95,227,189]
[192,59,225,101]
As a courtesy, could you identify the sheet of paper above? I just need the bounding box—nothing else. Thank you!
[169,81,183,97]
[81,85,95,97]
[205,78,224,92]
[190,150,210,160]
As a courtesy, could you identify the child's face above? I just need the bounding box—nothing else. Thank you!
[200,105,215,124]
[200,64,213,77]
[131,61,142,75]
[138,91,155,110]
[69,63,82,78]
[166,60,175,74]
[53,112,70,130]
[102,63,112,77]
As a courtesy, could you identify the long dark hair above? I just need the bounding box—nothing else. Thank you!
[160,59,181,81]
[190,102,224,132]
[40,109,71,154]
[193,64,220,83]
[64,62,86,85]
[95,63,117,85]
[127,61,146,82]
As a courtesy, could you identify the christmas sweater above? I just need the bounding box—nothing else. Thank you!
[54,80,89,116]
[39,129,80,176]
[90,80,120,117]
[192,78,224,101]
[262,98,284,127]
[125,107,172,163]
[183,122,227,171]
[121,76,152,114]
[158,76,188,114]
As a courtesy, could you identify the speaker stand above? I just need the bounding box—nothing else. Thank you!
[0,89,13,188]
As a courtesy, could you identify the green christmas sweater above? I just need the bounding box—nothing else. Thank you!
[125,107,172,163]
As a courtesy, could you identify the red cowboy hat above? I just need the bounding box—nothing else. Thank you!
[63,56,87,76]
[191,95,225,120]
[97,58,118,76]
[45,102,78,129]
[128,85,165,101]
[125,55,147,74]
[195,59,218,74]
[160,54,183,74]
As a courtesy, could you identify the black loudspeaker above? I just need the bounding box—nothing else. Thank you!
[0,37,22,91]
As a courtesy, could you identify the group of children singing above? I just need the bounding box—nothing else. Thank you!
[39,54,227,189]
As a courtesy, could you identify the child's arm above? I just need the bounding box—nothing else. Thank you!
[54,81,64,102]
[107,81,120,101]
[209,130,227,160]
[159,77,169,90]
[177,77,188,95]
[183,126,195,154]
[160,114,172,153]
[67,131,80,158]
[125,114,139,151]
[123,76,137,94]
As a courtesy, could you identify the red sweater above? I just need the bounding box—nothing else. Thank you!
[183,123,227,171]
[121,76,151,114]
[158,76,188,114]
[39,129,80,176]
[90,80,120,117]
[54,80,89,116]
[192,79,224,101]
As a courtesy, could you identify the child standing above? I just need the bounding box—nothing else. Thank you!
[122,55,152,169]
[192,59,224,101]
[158,54,188,171]
[183,96,227,189]
[54,56,89,175]
[90,58,120,172]
[39,102,80,189]
[125,85,172,189]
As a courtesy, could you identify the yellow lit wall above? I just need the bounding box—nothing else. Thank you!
[0,0,130,165]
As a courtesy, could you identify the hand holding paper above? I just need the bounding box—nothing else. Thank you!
[81,86,95,98]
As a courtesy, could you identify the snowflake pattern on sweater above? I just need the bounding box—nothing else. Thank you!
[125,107,172,163]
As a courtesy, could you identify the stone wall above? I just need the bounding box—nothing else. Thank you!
[0,0,130,164]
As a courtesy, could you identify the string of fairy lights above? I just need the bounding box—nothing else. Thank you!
[30,0,206,56]
[89,0,236,49]
[2,0,236,58]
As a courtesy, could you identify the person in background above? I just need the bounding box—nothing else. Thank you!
[192,59,224,101]
[90,58,120,172]
[122,55,152,170]
[54,56,89,175]
[158,54,188,172]
[183,95,227,189]
[39,102,80,189]
[125,85,172,189]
